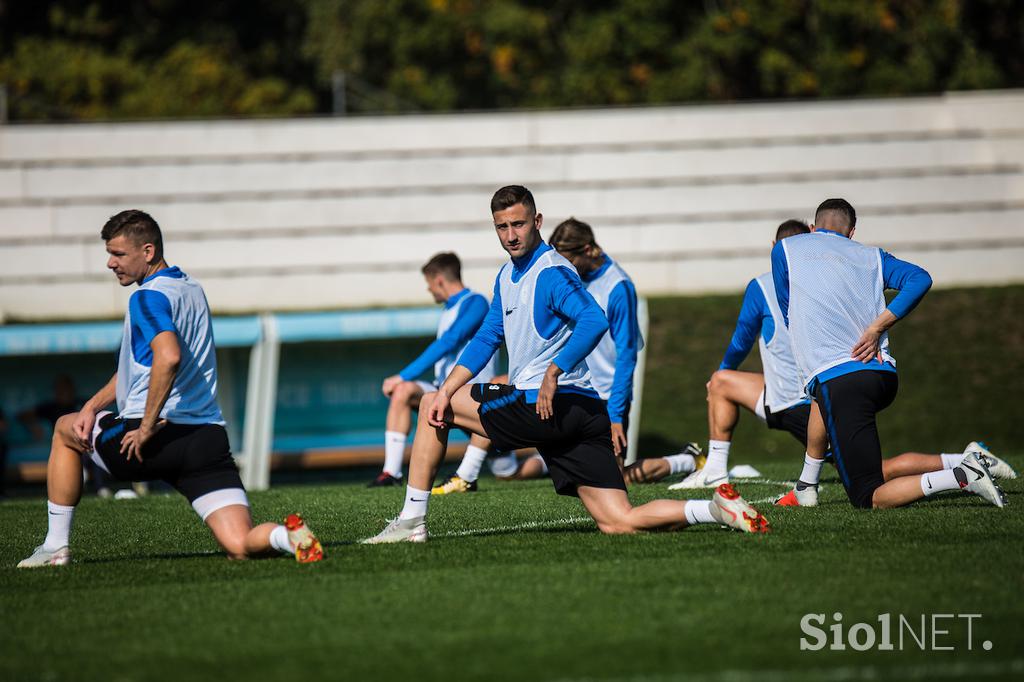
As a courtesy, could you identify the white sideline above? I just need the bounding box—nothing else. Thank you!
[433,516,594,538]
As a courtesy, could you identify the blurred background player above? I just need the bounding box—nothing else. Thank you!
[771,198,1006,510]
[18,210,322,567]
[655,220,1015,500]
[673,220,813,489]
[364,186,769,543]
[371,252,500,488]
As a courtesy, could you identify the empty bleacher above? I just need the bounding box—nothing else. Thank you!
[1,89,1022,321]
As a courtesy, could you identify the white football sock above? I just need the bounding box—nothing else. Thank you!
[665,453,697,475]
[487,451,519,478]
[456,445,489,483]
[797,453,824,489]
[43,501,75,551]
[940,453,964,469]
[269,524,292,555]
[383,430,407,477]
[399,486,431,520]
[921,469,962,496]
[704,440,730,478]
[684,500,716,526]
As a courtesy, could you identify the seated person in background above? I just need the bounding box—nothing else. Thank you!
[372,251,503,490]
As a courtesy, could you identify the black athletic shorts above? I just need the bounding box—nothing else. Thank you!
[812,370,899,509]
[471,383,626,497]
[93,413,243,503]
[764,401,811,447]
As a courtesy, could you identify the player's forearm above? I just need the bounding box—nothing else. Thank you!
[83,373,118,413]
[866,309,899,336]
[438,365,474,397]
[141,355,179,431]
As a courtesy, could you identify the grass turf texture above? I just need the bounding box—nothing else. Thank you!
[1,463,1022,682]
[2,284,1023,681]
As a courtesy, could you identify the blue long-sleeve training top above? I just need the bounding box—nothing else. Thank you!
[582,257,641,423]
[719,278,774,371]
[398,288,489,381]
[458,241,608,401]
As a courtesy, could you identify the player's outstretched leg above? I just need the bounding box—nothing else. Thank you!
[882,441,1017,481]
[624,443,702,485]
[577,482,770,534]
[205,502,325,563]
[18,413,88,568]
[873,452,1007,509]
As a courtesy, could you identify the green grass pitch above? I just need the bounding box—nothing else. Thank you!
[2,285,1022,681]
[1,461,1022,682]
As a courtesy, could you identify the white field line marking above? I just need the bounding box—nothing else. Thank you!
[554,657,1024,682]
[433,515,594,538]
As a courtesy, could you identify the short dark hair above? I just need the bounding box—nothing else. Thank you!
[549,217,601,256]
[775,219,810,242]
[421,252,462,282]
[101,210,164,259]
[490,185,536,215]
[814,198,857,231]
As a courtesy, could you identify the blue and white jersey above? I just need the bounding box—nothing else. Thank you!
[116,267,224,425]
[581,256,643,423]
[398,288,495,386]
[719,273,807,412]
[771,229,932,388]
[458,241,609,402]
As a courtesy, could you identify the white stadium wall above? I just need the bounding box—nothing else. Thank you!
[1,89,1023,321]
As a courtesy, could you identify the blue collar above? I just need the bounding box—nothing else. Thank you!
[815,228,848,238]
[511,240,551,280]
[141,266,184,284]
[582,255,612,283]
[444,288,470,309]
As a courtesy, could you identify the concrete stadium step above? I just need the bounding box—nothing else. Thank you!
[1,91,1022,164]
[3,136,1021,203]
[1,169,1021,240]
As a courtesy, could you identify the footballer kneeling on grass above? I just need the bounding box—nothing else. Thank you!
[18,210,323,568]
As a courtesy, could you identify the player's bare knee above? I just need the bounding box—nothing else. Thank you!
[599,519,637,534]
[417,392,438,416]
[707,371,729,399]
[53,413,84,451]
[220,537,248,560]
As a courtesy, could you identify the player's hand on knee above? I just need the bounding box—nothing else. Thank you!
[71,409,96,450]
[428,392,450,428]
[381,374,402,397]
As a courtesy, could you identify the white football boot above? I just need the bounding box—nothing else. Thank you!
[963,442,1017,480]
[668,464,728,490]
[959,453,1007,509]
[361,516,428,544]
[709,483,771,533]
[17,545,71,568]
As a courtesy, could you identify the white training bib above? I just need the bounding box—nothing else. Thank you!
[782,232,894,385]
[498,250,593,392]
